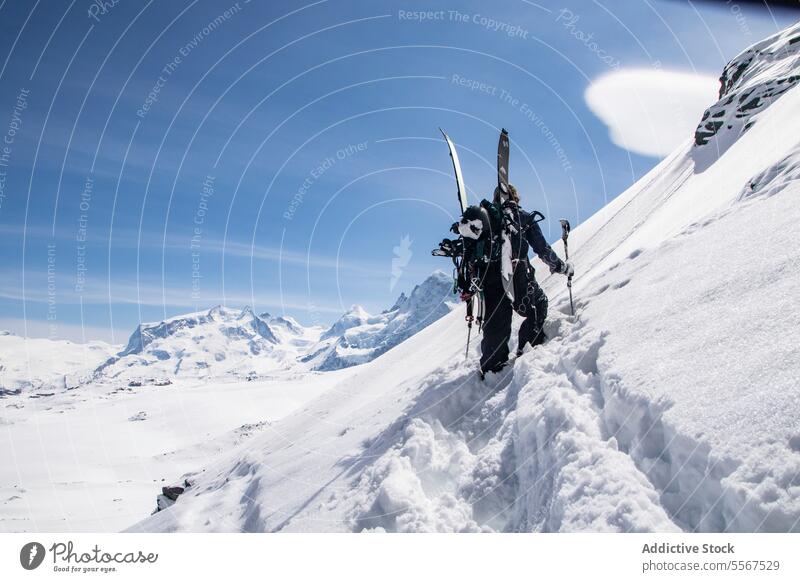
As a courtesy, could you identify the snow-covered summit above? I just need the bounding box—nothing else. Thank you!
[383,292,408,313]
[121,305,277,357]
[307,270,457,371]
[264,314,304,336]
[320,304,371,341]
[93,272,456,383]
[97,305,297,383]
[394,269,454,318]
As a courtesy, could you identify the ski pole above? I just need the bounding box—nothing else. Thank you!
[465,296,474,360]
[559,219,575,316]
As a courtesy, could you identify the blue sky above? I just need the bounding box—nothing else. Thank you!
[0,0,796,342]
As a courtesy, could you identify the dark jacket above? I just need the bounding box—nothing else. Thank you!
[502,201,565,273]
[457,200,564,293]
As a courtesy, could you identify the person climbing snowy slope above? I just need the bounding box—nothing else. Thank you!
[434,129,574,377]
[437,182,573,377]
[466,184,574,374]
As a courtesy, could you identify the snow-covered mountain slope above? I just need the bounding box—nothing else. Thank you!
[94,306,323,383]
[304,271,457,371]
[265,314,308,341]
[132,24,800,533]
[0,331,116,395]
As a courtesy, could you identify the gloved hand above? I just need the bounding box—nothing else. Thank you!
[561,261,574,278]
[435,238,462,257]
[460,291,473,303]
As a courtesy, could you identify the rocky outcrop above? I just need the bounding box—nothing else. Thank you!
[694,23,800,149]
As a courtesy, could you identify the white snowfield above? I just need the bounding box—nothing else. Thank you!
[0,274,453,532]
[127,24,800,533]
[0,367,350,531]
[0,332,117,395]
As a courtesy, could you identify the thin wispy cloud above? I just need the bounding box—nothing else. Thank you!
[0,222,411,276]
[0,269,345,315]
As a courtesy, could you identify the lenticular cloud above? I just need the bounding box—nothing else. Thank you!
[585,68,718,158]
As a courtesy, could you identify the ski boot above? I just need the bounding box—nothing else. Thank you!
[516,330,547,358]
[479,361,508,381]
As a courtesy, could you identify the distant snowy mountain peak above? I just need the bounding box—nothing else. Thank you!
[121,305,277,358]
[256,311,306,336]
[236,305,255,319]
[694,22,800,165]
[320,305,371,341]
[97,304,297,382]
[396,270,453,315]
[268,315,305,335]
[347,304,371,319]
[308,270,457,371]
[384,292,408,313]
[90,272,456,383]
[207,304,225,317]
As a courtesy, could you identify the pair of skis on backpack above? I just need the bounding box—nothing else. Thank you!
[432,128,508,261]
[441,126,509,216]
[432,127,510,373]
[432,127,575,378]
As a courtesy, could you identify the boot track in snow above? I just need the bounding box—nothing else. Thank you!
[345,313,792,532]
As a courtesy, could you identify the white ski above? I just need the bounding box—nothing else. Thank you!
[439,128,468,213]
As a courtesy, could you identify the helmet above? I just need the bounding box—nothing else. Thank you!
[458,205,491,240]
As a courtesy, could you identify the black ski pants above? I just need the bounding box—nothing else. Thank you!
[479,261,548,374]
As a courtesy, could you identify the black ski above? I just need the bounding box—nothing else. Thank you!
[497,128,509,195]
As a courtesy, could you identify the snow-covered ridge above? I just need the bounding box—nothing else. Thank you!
[98,272,456,381]
[0,332,117,395]
[1,272,457,397]
[121,305,278,357]
[304,270,457,371]
[94,305,301,383]
[87,272,457,383]
[319,304,371,342]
